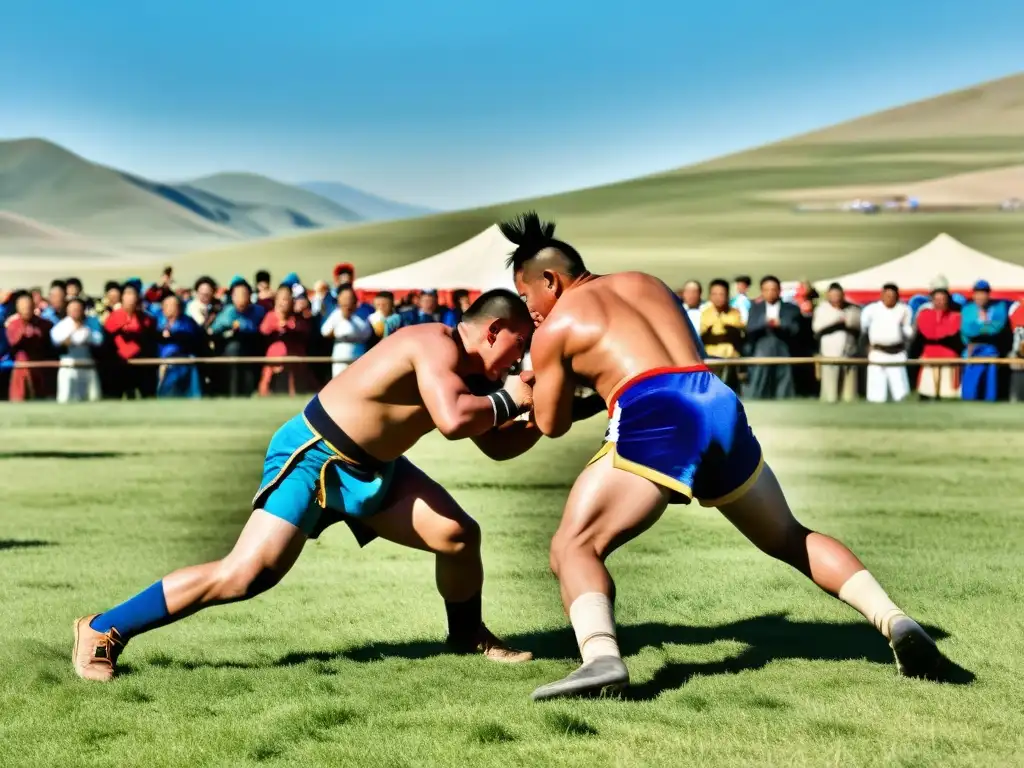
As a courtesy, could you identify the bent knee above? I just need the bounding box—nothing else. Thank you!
[210,559,282,601]
[434,515,481,556]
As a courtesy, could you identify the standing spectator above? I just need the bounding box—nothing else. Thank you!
[50,298,103,403]
[186,277,221,331]
[321,285,372,378]
[96,281,122,323]
[156,295,203,398]
[105,282,157,399]
[259,286,312,396]
[699,279,745,392]
[812,282,861,403]
[860,283,914,403]
[210,280,264,397]
[960,280,1009,402]
[744,275,800,400]
[731,275,753,324]
[914,281,962,401]
[442,289,472,327]
[679,280,704,332]
[401,288,443,326]
[368,290,402,341]
[0,295,10,400]
[1009,300,1024,402]
[254,270,275,313]
[4,292,54,401]
[40,280,68,325]
[309,280,331,317]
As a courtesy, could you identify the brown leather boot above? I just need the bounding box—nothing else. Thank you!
[73,614,125,681]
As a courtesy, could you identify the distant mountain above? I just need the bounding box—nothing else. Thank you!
[0,139,369,260]
[299,180,434,221]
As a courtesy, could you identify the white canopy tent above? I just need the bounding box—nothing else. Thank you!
[356,225,517,294]
[818,233,1024,302]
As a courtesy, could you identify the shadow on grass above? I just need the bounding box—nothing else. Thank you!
[137,613,974,695]
[0,539,54,551]
[0,450,135,460]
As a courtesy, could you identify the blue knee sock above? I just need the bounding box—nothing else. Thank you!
[90,581,169,640]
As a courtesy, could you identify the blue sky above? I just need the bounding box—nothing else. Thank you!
[2,1,1021,209]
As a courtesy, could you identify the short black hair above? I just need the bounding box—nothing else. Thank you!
[735,275,752,285]
[374,290,394,301]
[760,275,781,288]
[104,280,121,293]
[709,278,730,292]
[499,212,586,277]
[255,270,271,284]
[336,284,356,297]
[451,288,469,303]
[882,282,899,293]
[828,282,843,292]
[195,276,217,292]
[66,277,83,291]
[49,279,67,292]
[462,288,532,328]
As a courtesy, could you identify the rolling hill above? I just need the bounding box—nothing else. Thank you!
[162,72,1024,291]
[299,181,434,222]
[5,72,1024,291]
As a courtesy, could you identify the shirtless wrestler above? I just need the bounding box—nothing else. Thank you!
[496,213,946,701]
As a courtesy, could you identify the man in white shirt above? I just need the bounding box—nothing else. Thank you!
[860,283,914,403]
[321,285,373,378]
[50,298,104,403]
[680,280,705,331]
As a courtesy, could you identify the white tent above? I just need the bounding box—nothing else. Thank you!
[357,225,517,293]
[819,233,1024,301]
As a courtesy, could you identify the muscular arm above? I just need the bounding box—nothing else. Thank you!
[412,334,510,440]
[530,325,574,439]
[471,420,544,461]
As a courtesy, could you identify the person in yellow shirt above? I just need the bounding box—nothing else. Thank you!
[700,279,745,392]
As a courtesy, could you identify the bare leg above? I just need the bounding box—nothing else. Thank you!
[74,510,306,681]
[363,459,531,662]
[717,463,945,678]
[533,452,669,701]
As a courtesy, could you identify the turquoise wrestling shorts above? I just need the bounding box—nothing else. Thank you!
[252,395,399,544]
[588,365,764,507]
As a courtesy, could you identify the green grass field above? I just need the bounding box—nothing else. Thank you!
[2,399,1023,767]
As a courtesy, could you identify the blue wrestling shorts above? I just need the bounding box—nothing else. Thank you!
[252,395,398,544]
[588,365,763,507]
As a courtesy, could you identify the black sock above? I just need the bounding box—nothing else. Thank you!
[444,593,482,645]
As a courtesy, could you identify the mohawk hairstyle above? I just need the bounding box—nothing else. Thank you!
[499,211,585,277]
[462,288,532,328]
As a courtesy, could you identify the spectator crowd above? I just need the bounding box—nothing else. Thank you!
[0,263,471,403]
[3,264,1024,404]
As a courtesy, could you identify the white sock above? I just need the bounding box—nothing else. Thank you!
[837,569,906,639]
[569,592,621,663]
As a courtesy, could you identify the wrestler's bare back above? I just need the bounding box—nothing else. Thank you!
[535,271,703,402]
[316,324,468,461]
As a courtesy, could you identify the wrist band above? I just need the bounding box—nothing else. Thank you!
[487,389,518,426]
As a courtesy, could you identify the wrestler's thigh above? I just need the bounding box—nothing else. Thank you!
[364,458,476,553]
[714,462,802,551]
[224,509,309,574]
[555,451,670,559]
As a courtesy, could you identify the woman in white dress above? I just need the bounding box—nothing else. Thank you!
[320,285,372,378]
[50,298,104,403]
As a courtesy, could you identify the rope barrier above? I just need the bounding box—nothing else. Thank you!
[3,355,1022,370]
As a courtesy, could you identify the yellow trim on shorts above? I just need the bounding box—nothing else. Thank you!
[301,414,363,467]
[698,452,765,508]
[588,441,693,500]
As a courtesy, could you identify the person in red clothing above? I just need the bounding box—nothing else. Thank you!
[258,286,313,396]
[104,282,157,399]
[913,281,963,400]
[4,292,55,401]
